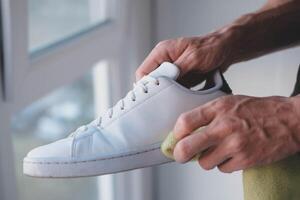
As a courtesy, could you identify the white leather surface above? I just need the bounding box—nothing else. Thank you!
[27,138,73,158]
[25,62,226,161]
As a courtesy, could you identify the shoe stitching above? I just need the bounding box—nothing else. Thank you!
[24,146,161,165]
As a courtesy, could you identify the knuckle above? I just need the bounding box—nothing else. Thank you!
[135,69,144,78]
[220,120,233,133]
[177,113,192,133]
[175,141,191,162]
[199,107,210,122]
[228,137,245,153]
[156,40,171,49]
[216,98,227,109]
[201,130,212,142]
[180,37,194,48]
[221,117,241,134]
[177,37,186,43]
[214,96,231,111]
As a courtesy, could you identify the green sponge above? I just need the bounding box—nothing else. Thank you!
[243,154,300,200]
[161,127,205,161]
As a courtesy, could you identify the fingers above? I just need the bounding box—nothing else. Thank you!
[217,154,249,173]
[172,95,254,173]
[173,103,216,140]
[205,132,251,173]
[173,120,232,163]
[136,37,195,80]
[198,134,243,170]
[173,127,219,163]
[174,49,201,76]
[136,34,232,81]
[198,146,232,170]
[173,95,239,141]
[135,42,173,80]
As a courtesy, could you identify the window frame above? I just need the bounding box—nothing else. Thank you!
[0,0,154,200]
[1,0,120,109]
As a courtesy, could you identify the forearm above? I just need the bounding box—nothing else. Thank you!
[224,0,300,63]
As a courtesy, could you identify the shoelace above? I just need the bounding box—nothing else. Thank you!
[70,75,160,136]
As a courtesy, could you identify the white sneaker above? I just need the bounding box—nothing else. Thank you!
[23,62,231,178]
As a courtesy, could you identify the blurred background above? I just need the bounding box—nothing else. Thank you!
[0,0,299,200]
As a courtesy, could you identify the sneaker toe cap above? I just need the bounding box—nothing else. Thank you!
[26,138,73,160]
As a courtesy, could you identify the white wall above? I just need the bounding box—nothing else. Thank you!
[152,0,300,200]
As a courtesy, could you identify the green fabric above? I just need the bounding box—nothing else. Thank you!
[161,127,205,161]
[161,129,300,200]
[243,154,300,200]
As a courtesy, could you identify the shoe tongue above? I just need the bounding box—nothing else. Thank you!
[148,62,180,80]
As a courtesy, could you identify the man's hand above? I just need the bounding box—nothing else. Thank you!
[172,95,300,173]
[136,0,300,83]
[135,30,238,81]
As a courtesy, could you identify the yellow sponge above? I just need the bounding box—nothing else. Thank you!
[243,154,300,200]
[161,127,205,161]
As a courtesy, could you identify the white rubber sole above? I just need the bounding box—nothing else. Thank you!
[23,145,172,178]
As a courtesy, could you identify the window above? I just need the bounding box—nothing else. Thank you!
[0,1,152,200]
[1,0,118,101]
[12,62,114,200]
[29,0,108,53]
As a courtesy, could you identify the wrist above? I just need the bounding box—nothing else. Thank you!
[209,19,249,67]
[225,3,300,64]
[211,12,259,66]
[288,95,300,150]
[222,13,258,64]
[290,95,300,116]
